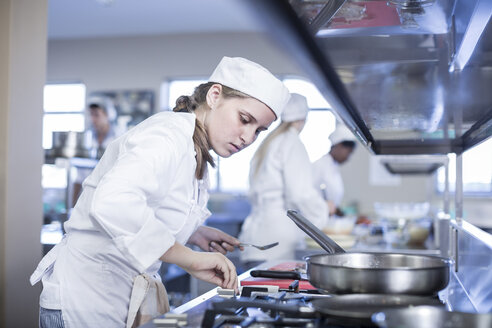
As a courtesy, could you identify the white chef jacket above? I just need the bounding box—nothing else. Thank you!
[312,153,344,206]
[30,111,211,327]
[239,127,328,262]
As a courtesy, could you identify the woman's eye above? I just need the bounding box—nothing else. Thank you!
[240,115,250,124]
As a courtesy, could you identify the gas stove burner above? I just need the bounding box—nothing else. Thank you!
[202,298,318,328]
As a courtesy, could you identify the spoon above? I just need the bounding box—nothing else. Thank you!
[238,242,279,250]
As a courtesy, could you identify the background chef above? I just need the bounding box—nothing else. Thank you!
[312,124,356,216]
[239,93,330,267]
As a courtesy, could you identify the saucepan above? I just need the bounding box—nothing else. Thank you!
[286,209,451,296]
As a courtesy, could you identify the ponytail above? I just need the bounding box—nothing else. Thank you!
[173,94,214,180]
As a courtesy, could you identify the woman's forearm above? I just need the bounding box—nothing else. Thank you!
[159,242,195,269]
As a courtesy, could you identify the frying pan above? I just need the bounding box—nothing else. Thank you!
[312,294,445,327]
[287,209,451,295]
[371,305,492,328]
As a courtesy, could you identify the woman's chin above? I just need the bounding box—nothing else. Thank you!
[212,148,233,158]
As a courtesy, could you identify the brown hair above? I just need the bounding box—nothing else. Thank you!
[173,82,250,179]
[251,121,294,178]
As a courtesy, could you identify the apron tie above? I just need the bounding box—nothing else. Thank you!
[126,273,170,328]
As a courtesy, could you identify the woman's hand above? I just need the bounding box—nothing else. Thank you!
[188,226,243,254]
[184,252,238,291]
[160,242,238,291]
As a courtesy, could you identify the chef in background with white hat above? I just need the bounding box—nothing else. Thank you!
[239,93,330,267]
[31,56,290,328]
[312,123,357,216]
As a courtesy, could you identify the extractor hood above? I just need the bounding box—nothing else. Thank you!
[246,0,492,155]
[377,154,449,174]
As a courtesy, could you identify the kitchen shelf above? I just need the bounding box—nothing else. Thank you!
[247,0,492,155]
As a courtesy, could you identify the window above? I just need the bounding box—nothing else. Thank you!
[166,79,206,110]
[43,83,86,190]
[283,78,336,162]
[163,77,336,193]
[437,137,492,195]
[43,83,86,149]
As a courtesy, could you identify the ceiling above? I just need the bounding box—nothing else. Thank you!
[48,0,262,40]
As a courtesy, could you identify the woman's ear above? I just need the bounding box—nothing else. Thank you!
[206,84,222,109]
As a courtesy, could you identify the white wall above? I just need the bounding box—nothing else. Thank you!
[0,0,47,327]
[340,145,434,216]
[47,33,305,107]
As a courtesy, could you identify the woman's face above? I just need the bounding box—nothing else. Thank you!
[205,87,276,158]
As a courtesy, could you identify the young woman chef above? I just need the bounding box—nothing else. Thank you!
[31,56,290,328]
[238,93,329,266]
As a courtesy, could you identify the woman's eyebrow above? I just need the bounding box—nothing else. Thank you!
[241,110,269,130]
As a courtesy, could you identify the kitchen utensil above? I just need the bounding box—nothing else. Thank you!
[287,209,450,295]
[238,242,279,250]
[372,305,492,328]
[312,294,444,327]
[249,269,306,280]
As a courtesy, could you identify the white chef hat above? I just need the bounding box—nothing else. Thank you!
[88,96,117,122]
[281,93,309,122]
[208,56,290,120]
[329,124,356,146]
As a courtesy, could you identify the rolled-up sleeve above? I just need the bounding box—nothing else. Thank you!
[90,129,189,273]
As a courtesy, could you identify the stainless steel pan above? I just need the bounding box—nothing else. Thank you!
[287,210,451,295]
[312,295,444,327]
[371,306,492,328]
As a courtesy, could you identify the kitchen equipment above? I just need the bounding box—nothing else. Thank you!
[50,131,95,158]
[372,305,492,328]
[202,290,444,328]
[287,209,450,295]
[240,261,316,290]
[250,269,306,280]
[238,241,279,250]
[311,294,444,327]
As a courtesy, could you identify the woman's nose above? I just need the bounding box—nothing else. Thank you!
[241,127,256,147]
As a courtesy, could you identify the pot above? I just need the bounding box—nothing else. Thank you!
[287,209,451,295]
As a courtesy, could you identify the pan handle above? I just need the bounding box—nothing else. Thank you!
[250,270,302,280]
[287,209,346,254]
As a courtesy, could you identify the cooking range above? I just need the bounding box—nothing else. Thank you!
[151,265,445,328]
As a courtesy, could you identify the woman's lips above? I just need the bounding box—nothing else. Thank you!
[229,143,240,153]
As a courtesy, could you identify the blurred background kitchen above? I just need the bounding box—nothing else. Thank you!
[1,0,491,327]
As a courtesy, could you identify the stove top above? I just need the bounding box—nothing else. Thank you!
[150,285,445,328]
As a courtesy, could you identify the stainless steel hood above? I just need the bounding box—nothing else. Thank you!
[376,154,449,174]
[247,0,492,155]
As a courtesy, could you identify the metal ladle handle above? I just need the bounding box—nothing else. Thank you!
[287,209,346,254]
